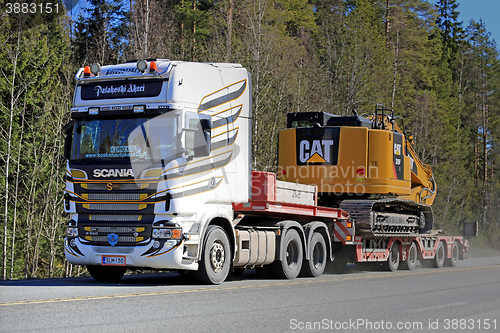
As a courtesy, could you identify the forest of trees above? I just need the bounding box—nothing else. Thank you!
[1,0,499,280]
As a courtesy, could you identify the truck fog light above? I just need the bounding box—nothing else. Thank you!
[70,239,76,247]
[164,240,177,251]
[153,240,160,249]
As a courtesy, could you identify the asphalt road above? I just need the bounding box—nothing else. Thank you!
[1,257,499,333]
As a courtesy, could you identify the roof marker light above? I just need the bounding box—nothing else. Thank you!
[137,59,148,73]
[83,66,91,77]
[90,62,101,76]
[150,61,157,73]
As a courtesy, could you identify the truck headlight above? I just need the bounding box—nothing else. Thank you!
[151,228,182,239]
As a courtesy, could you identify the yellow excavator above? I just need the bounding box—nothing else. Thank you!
[278,105,436,238]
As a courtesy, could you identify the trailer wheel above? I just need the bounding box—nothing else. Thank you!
[195,226,231,284]
[444,241,459,267]
[301,232,327,277]
[400,242,417,270]
[433,241,445,268]
[87,265,126,282]
[272,229,303,279]
[383,242,399,271]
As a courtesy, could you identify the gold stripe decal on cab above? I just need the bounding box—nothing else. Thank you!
[198,80,246,111]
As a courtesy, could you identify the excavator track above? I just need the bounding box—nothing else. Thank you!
[340,199,433,238]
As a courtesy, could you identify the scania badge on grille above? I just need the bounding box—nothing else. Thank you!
[107,233,119,246]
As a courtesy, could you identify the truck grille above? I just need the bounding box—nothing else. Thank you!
[90,214,142,222]
[86,193,145,200]
[84,203,147,211]
[75,178,156,214]
[84,226,145,233]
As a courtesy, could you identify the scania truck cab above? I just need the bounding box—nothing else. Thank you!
[64,60,252,283]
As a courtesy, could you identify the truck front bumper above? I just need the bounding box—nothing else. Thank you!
[64,237,198,271]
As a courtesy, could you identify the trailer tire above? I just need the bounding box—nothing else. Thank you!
[301,232,327,277]
[87,265,126,282]
[383,242,399,271]
[195,226,231,285]
[400,242,417,270]
[433,241,445,268]
[444,241,459,267]
[271,229,303,279]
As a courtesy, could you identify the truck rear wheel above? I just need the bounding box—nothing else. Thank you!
[195,226,231,285]
[272,229,303,279]
[301,232,327,277]
[444,241,459,267]
[433,241,445,268]
[87,265,126,282]
[400,242,417,270]
[383,242,399,271]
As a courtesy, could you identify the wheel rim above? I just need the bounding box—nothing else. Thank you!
[210,240,225,273]
[452,244,458,261]
[312,242,325,269]
[437,244,444,262]
[390,245,398,265]
[408,245,416,265]
[286,239,299,269]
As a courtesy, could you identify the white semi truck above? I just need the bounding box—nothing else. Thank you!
[63,60,473,284]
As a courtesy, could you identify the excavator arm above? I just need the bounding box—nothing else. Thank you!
[371,110,436,205]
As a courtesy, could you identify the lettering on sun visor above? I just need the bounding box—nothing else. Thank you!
[81,81,162,100]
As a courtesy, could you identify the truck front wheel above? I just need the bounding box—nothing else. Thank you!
[272,229,303,279]
[195,225,231,285]
[87,265,126,282]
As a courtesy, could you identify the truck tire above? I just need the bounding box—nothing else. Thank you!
[383,242,399,271]
[400,242,417,270]
[433,241,445,268]
[444,241,459,267]
[87,265,126,282]
[195,226,231,284]
[301,232,327,277]
[271,229,303,279]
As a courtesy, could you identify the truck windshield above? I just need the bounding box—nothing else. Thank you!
[71,113,179,164]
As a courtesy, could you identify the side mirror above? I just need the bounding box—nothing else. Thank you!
[195,118,212,157]
[63,121,75,135]
[63,121,75,160]
[184,114,212,158]
[64,135,72,160]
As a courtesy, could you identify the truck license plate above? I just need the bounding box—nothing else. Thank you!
[101,255,126,266]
